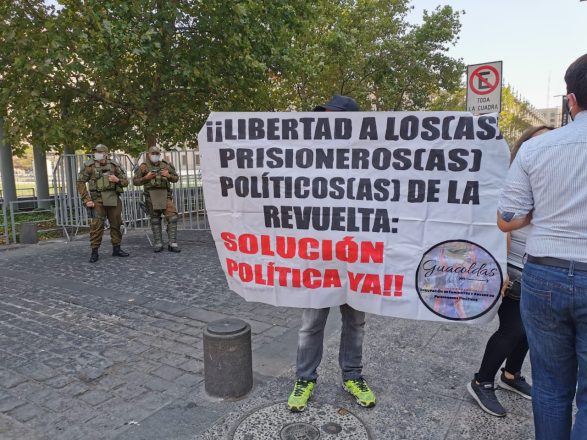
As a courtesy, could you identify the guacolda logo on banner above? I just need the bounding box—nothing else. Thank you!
[198,112,510,323]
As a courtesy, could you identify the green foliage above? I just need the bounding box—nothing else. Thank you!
[428,84,547,147]
[0,0,464,154]
[271,0,464,111]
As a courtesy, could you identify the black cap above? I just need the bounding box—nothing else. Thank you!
[314,95,360,112]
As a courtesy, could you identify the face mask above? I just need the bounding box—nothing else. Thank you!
[150,155,161,163]
[94,153,105,161]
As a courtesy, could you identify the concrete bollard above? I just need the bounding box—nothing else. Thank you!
[20,222,38,244]
[203,318,252,398]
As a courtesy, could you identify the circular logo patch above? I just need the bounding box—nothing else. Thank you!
[416,240,502,321]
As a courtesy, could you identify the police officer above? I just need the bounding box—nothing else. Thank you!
[133,146,181,253]
[77,144,130,263]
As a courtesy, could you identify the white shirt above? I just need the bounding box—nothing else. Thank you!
[498,111,587,263]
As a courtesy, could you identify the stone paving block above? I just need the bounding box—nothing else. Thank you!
[6,402,45,423]
[41,395,78,413]
[62,400,99,424]
[151,365,184,382]
[177,326,204,337]
[134,375,180,398]
[125,341,151,356]
[158,353,189,368]
[76,366,107,383]
[177,359,203,374]
[134,391,173,412]
[245,319,277,335]
[95,373,127,391]
[112,383,148,401]
[59,380,90,398]
[0,396,26,413]
[174,373,201,388]
[0,413,43,440]
[179,307,230,323]
[258,325,289,338]
[172,334,201,346]
[0,369,27,389]
[79,390,114,406]
[142,300,188,316]
[44,374,74,389]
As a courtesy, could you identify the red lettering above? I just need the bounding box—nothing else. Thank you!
[360,274,381,294]
[276,236,296,259]
[360,241,384,263]
[238,262,253,282]
[394,275,404,296]
[299,238,320,260]
[383,274,393,296]
[221,232,237,251]
[226,258,238,276]
[260,235,275,256]
[302,269,321,289]
[323,269,342,288]
[239,233,258,254]
[348,271,364,291]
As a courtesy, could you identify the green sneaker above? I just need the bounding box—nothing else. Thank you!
[343,378,376,408]
[287,379,315,412]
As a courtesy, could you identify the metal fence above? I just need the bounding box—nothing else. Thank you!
[52,150,208,241]
[1,198,56,244]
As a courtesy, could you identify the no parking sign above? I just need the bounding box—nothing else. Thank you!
[466,61,502,115]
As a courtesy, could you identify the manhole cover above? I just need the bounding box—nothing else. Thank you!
[280,422,320,439]
[232,402,369,439]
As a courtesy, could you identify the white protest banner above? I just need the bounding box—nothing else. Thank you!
[198,112,510,323]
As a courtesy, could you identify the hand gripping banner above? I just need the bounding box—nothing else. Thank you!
[198,112,510,323]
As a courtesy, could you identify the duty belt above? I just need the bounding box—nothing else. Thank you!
[526,255,587,272]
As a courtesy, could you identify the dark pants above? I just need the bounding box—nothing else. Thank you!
[89,199,123,249]
[475,296,529,383]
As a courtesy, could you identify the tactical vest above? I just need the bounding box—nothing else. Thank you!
[88,160,122,195]
[143,161,171,190]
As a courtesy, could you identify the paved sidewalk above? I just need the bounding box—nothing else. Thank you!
[0,230,534,439]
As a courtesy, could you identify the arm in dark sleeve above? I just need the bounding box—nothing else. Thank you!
[132,163,149,186]
[166,162,179,183]
[115,165,129,187]
[76,166,92,203]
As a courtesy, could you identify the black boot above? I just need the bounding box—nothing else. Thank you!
[89,248,99,263]
[168,245,181,253]
[112,245,129,257]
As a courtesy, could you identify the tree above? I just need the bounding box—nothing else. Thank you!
[0,0,311,154]
[428,84,548,146]
[270,0,464,111]
[1,1,464,154]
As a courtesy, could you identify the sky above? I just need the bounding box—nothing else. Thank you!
[409,0,587,109]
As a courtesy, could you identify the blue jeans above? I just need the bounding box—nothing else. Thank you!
[521,261,587,440]
[296,304,365,381]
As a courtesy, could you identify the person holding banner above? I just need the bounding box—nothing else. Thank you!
[467,125,552,417]
[287,96,376,412]
[498,53,587,439]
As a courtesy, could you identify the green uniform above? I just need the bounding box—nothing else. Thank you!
[77,159,129,249]
[133,160,179,218]
[133,159,179,250]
